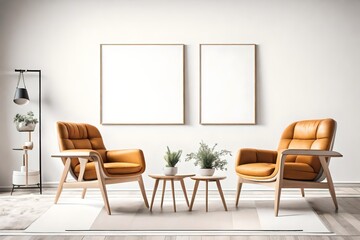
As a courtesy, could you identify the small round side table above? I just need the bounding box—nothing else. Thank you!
[148,173,195,212]
[189,175,227,212]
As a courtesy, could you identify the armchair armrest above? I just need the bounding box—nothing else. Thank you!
[52,149,102,160]
[274,149,343,182]
[281,149,342,158]
[52,149,106,178]
[106,149,146,167]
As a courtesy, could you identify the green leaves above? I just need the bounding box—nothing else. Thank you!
[185,141,231,171]
[164,142,231,170]
[164,146,182,167]
[13,111,38,126]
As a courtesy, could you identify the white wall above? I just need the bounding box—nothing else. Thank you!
[0,0,359,190]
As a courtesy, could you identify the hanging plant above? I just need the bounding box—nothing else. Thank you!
[13,111,38,131]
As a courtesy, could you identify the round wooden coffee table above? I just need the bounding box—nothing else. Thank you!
[148,173,195,212]
[189,175,227,212]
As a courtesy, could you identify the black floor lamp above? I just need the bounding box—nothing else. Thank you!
[13,69,42,194]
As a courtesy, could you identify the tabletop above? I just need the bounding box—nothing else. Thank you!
[191,175,227,181]
[148,173,195,179]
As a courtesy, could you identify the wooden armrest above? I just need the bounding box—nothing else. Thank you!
[51,150,100,160]
[275,149,343,183]
[281,149,342,158]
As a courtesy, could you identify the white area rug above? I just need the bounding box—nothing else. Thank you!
[26,198,331,235]
[0,195,52,230]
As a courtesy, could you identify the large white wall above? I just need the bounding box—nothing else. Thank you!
[0,0,359,190]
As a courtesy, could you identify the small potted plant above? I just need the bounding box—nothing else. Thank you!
[13,111,38,132]
[185,141,231,176]
[163,146,182,176]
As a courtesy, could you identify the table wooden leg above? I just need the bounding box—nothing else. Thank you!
[171,179,176,212]
[161,180,166,208]
[180,179,190,207]
[150,179,159,212]
[216,180,228,211]
[206,180,209,212]
[189,180,199,211]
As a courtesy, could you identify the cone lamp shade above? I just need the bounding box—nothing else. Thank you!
[13,87,30,105]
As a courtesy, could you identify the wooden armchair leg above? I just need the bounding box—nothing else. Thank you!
[54,158,71,204]
[235,179,243,207]
[98,181,110,215]
[138,175,149,208]
[319,157,338,210]
[328,183,338,210]
[78,158,88,199]
[94,163,111,215]
[81,188,87,199]
[301,188,305,197]
[274,179,282,217]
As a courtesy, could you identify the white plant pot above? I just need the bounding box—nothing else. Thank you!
[198,168,215,176]
[16,122,36,132]
[163,167,178,176]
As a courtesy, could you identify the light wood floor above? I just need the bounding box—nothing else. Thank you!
[1,186,360,240]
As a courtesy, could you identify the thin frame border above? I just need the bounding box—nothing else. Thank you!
[199,43,256,125]
[100,44,186,125]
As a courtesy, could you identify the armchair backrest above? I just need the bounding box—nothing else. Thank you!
[57,122,107,170]
[277,119,336,179]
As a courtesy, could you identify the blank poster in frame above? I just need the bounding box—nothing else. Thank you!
[200,44,256,125]
[100,44,185,125]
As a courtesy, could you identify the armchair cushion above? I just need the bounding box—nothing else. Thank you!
[107,150,145,165]
[236,163,275,177]
[74,162,142,180]
[283,163,317,180]
[236,162,317,181]
[236,148,278,166]
[57,122,107,172]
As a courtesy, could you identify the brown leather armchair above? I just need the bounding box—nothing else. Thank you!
[52,122,149,215]
[235,119,342,216]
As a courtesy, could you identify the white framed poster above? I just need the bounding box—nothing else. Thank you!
[200,44,256,125]
[101,44,185,125]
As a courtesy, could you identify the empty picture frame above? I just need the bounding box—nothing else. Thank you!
[101,44,185,125]
[200,44,256,125]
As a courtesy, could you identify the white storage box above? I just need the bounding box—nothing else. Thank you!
[12,170,40,185]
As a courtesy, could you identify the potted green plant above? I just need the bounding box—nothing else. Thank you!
[163,146,182,176]
[13,111,38,132]
[185,141,231,176]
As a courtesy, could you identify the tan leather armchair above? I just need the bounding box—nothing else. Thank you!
[52,122,149,215]
[235,119,342,216]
